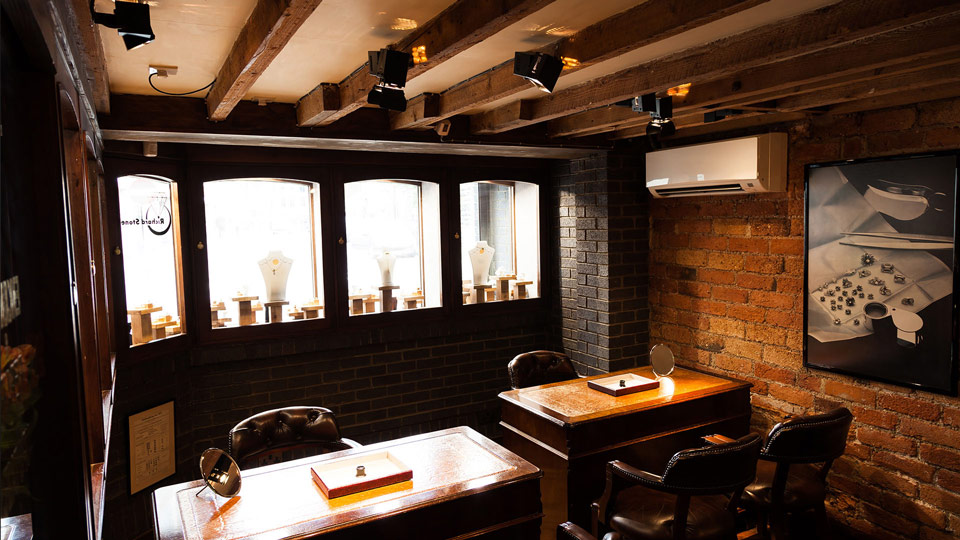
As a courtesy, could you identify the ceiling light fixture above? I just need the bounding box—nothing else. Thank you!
[367,48,412,112]
[513,52,563,93]
[631,94,676,138]
[411,46,428,65]
[90,0,155,50]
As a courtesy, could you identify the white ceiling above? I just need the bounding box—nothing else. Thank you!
[99,0,840,113]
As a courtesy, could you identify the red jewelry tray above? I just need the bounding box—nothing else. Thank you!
[311,451,413,499]
[587,373,660,397]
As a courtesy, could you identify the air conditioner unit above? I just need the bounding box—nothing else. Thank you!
[645,133,787,198]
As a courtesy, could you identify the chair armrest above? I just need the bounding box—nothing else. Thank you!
[341,438,363,449]
[702,434,736,445]
[608,460,664,489]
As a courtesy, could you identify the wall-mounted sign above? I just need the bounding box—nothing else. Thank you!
[129,401,176,494]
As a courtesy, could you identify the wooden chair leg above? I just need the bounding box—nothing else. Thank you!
[769,510,788,540]
[814,503,830,539]
[756,511,770,540]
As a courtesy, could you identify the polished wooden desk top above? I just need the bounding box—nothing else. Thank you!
[153,427,540,540]
[498,366,750,425]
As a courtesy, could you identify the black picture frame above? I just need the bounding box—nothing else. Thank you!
[803,151,959,396]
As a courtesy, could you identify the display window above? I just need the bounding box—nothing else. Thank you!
[117,175,185,345]
[343,179,441,315]
[203,178,324,327]
[459,181,539,304]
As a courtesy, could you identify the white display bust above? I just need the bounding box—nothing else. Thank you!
[468,241,495,286]
[258,251,293,302]
[376,251,397,287]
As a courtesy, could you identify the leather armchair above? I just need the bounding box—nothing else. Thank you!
[507,350,579,389]
[740,407,853,539]
[592,433,762,540]
[228,406,361,468]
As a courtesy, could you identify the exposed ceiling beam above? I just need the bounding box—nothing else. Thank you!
[775,60,960,111]
[101,94,609,159]
[297,0,556,127]
[471,0,960,134]
[391,0,766,130]
[70,0,110,113]
[549,34,960,139]
[652,112,810,140]
[206,0,324,121]
[827,80,960,115]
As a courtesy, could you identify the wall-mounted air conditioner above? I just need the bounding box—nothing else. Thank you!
[645,133,787,198]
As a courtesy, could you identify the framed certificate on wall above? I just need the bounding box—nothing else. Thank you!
[129,401,176,494]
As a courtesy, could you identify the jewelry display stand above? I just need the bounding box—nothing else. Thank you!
[468,241,495,290]
[380,286,399,312]
[363,296,379,313]
[232,295,259,326]
[376,251,397,286]
[211,302,230,328]
[513,280,533,300]
[404,290,424,309]
[263,301,289,323]
[258,251,293,302]
[289,306,305,320]
[348,294,366,315]
[302,300,323,319]
[128,304,162,344]
[496,275,516,301]
[152,316,178,339]
[473,285,488,304]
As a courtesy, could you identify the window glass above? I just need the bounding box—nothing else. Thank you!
[117,175,184,345]
[203,179,323,327]
[460,181,539,303]
[344,180,441,314]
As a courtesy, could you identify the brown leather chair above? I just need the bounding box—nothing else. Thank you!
[740,407,853,540]
[228,406,361,468]
[592,433,762,540]
[507,350,580,389]
[559,521,621,540]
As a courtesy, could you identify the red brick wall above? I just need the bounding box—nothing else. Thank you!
[649,97,960,540]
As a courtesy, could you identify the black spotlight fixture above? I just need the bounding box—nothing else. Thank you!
[90,0,155,50]
[630,93,675,137]
[513,52,563,93]
[367,48,412,112]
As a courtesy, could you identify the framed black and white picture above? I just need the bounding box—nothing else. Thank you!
[804,152,959,395]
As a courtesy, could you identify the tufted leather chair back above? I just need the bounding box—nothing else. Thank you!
[661,433,762,494]
[762,407,852,463]
[507,350,580,389]
[228,406,356,468]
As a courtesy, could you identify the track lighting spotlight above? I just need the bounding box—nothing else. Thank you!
[646,118,676,138]
[368,48,411,88]
[367,85,407,112]
[632,94,672,119]
[90,0,155,50]
[513,52,563,93]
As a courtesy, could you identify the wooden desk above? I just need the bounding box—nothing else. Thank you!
[498,366,751,538]
[152,427,542,540]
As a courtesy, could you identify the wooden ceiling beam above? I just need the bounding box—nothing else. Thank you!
[206,0,323,121]
[471,0,960,134]
[827,80,960,115]
[70,0,110,113]
[297,0,556,128]
[774,60,960,112]
[550,39,960,138]
[391,0,766,130]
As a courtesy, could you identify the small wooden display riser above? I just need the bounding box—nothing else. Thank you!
[472,285,496,304]
[263,301,289,323]
[380,286,399,313]
[302,304,323,319]
[128,304,162,345]
[513,281,533,300]
[211,302,230,328]
[496,275,516,301]
[404,295,424,310]
[152,319,178,340]
[232,295,260,326]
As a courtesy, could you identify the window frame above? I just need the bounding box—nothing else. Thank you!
[104,156,191,362]
[103,148,551,355]
[187,163,337,344]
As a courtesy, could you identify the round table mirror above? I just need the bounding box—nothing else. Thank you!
[650,344,675,377]
[199,448,242,498]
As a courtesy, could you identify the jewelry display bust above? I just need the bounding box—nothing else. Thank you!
[258,251,293,302]
[468,241,495,286]
[376,251,397,287]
